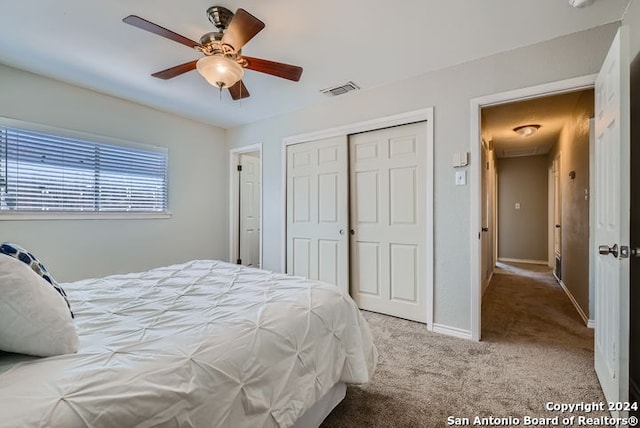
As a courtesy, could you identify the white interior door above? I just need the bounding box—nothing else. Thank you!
[239,153,261,267]
[480,142,494,290]
[594,26,630,414]
[286,136,349,293]
[350,122,427,323]
[553,155,562,264]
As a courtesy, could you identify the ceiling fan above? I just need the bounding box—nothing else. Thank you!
[123,6,303,100]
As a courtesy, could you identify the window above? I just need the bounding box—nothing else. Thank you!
[0,119,168,216]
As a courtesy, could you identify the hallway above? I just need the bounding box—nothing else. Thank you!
[482,261,590,345]
[480,261,607,413]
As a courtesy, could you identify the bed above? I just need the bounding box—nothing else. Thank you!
[0,259,377,427]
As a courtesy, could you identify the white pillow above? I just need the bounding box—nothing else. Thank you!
[0,254,79,357]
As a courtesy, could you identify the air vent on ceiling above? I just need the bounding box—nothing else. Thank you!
[320,81,360,97]
[501,148,540,158]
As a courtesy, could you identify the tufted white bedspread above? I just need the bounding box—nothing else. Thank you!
[0,260,377,428]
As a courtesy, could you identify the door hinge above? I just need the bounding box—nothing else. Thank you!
[237,164,242,171]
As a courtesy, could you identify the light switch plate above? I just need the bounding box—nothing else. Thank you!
[452,152,469,168]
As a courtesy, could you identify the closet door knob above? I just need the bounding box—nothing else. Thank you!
[598,244,618,258]
[339,229,345,235]
[349,229,355,235]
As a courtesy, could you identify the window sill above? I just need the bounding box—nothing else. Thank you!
[0,211,173,221]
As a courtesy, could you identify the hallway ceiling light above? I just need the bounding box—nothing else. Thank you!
[513,124,541,137]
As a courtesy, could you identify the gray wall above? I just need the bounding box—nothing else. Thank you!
[497,156,548,262]
[548,91,594,319]
[0,64,228,282]
[547,90,593,319]
[227,23,619,332]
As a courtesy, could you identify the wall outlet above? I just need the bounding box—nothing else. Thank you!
[455,170,466,186]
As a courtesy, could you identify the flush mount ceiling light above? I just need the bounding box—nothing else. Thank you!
[513,124,541,137]
[569,0,596,7]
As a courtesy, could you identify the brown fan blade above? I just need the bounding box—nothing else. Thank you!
[151,60,198,80]
[228,80,250,100]
[123,15,201,49]
[221,9,265,51]
[241,56,303,82]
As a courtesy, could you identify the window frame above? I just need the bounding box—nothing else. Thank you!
[0,117,171,220]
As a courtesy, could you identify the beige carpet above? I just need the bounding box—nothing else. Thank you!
[321,262,607,427]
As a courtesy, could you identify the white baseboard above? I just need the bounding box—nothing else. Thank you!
[587,319,596,329]
[432,323,473,340]
[498,257,549,265]
[556,279,590,327]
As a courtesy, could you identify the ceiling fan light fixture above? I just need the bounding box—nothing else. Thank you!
[513,124,541,137]
[196,55,244,89]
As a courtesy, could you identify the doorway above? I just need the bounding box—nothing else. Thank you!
[476,28,631,411]
[482,88,594,329]
[470,75,597,341]
[229,145,262,268]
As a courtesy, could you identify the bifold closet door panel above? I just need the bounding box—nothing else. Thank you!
[286,136,349,294]
[349,122,428,323]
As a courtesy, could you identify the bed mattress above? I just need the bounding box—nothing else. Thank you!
[0,260,377,427]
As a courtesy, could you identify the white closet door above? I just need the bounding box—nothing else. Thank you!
[239,153,261,267]
[350,122,427,323]
[286,136,349,293]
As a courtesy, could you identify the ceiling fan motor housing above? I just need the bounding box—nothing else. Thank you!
[199,32,239,58]
[201,7,239,57]
[207,6,234,31]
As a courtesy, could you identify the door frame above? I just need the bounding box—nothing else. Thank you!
[551,152,562,277]
[229,144,263,267]
[480,138,498,295]
[470,75,596,341]
[548,161,555,268]
[281,108,435,327]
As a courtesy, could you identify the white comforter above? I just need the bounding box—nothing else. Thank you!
[0,260,377,428]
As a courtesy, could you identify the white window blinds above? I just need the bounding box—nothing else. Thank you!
[0,123,168,213]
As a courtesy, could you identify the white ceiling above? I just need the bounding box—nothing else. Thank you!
[0,0,631,129]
